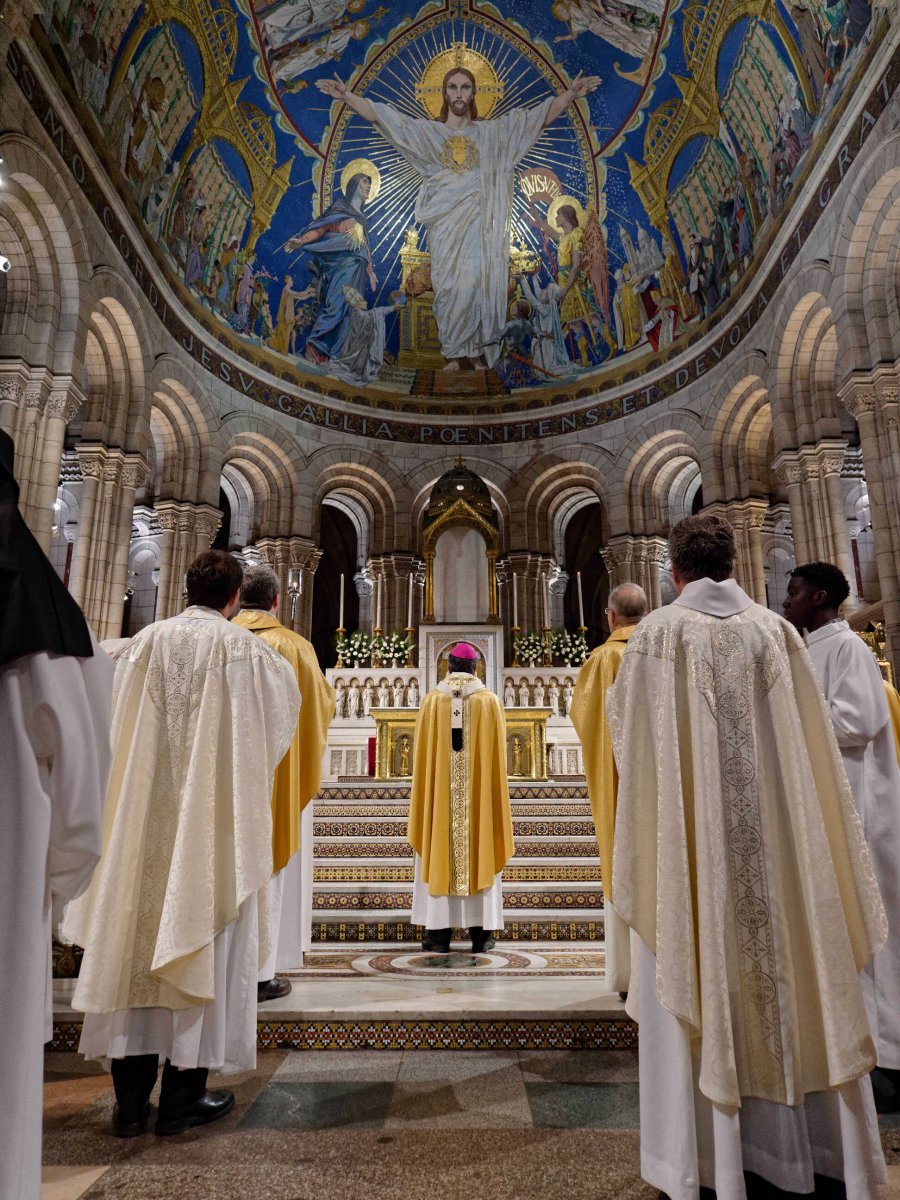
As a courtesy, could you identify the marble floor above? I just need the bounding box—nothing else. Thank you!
[41,1047,900,1200]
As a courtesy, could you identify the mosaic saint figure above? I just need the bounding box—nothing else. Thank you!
[271,20,370,85]
[257,0,365,51]
[285,171,376,365]
[408,642,512,954]
[317,65,599,372]
[551,0,663,61]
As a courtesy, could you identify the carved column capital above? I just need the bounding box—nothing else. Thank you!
[193,505,223,545]
[772,452,802,489]
[840,383,877,420]
[121,454,150,491]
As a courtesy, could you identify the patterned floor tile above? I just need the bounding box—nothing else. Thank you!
[395,1050,519,1081]
[525,1081,640,1129]
[384,1069,532,1130]
[272,1050,403,1082]
[239,1081,394,1130]
[518,1049,639,1084]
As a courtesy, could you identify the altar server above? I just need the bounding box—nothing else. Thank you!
[569,582,646,996]
[784,560,900,1113]
[65,551,299,1137]
[408,642,512,954]
[0,429,113,1200]
[607,514,887,1199]
[233,564,335,1000]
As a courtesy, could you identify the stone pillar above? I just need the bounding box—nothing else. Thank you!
[744,502,768,606]
[0,373,26,437]
[155,500,198,619]
[773,453,812,564]
[644,536,669,611]
[502,552,557,632]
[816,441,857,606]
[600,535,636,590]
[842,374,900,674]
[191,505,223,560]
[548,566,568,628]
[354,565,374,633]
[288,537,323,639]
[29,384,85,552]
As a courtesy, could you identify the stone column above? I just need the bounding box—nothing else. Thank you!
[288,537,323,638]
[101,454,149,639]
[773,453,811,564]
[644,536,669,610]
[191,505,223,560]
[816,441,858,606]
[354,565,374,633]
[744,502,769,606]
[29,384,85,552]
[0,374,25,437]
[69,446,106,616]
[842,376,900,674]
[155,500,196,619]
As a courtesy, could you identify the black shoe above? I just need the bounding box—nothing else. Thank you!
[471,936,495,954]
[257,976,292,1002]
[155,1089,235,1136]
[112,1100,151,1138]
[422,928,451,953]
[618,991,628,1003]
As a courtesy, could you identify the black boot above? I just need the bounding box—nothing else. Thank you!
[469,926,495,954]
[155,1062,235,1135]
[111,1054,158,1137]
[422,927,451,953]
[257,976,292,1002]
[872,1066,900,1113]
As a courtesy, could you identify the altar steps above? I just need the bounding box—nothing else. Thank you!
[312,780,605,943]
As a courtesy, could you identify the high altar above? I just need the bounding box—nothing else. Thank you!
[324,463,584,783]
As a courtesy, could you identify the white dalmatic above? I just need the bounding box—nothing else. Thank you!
[258,803,315,978]
[0,645,113,1200]
[371,99,551,365]
[806,619,900,1069]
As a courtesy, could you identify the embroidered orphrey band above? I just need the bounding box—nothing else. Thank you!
[449,697,471,896]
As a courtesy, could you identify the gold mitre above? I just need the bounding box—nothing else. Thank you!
[340,157,382,202]
[415,41,504,120]
[548,194,587,233]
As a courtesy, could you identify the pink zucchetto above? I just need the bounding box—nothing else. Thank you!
[450,642,479,659]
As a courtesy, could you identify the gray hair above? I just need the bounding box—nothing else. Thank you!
[608,582,647,623]
[240,564,279,612]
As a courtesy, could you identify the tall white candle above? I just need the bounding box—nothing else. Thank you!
[576,570,585,627]
[544,574,551,629]
[512,572,518,627]
[407,573,414,628]
[338,573,345,629]
[376,575,383,630]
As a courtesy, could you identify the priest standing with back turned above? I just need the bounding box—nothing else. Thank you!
[233,564,335,999]
[408,642,513,953]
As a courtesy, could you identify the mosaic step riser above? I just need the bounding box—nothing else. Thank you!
[310,920,605,942]
[314,897,607,912]
[314,841,599,859]
[317,785,588,801]
[316,806,594,818]
[314,822,599,838]
[314,866,603,883]
[51,1018,635,1052]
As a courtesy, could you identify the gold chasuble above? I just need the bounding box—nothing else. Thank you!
[568,625,636,905]
[409,674,513,897]
[232,611,335,874]
[885,680,900,769]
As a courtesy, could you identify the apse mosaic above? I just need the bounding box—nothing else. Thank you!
[44,0,876,405]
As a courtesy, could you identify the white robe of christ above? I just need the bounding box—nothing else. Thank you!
[0,644,113,1200]
[806,620,900,1070]
[371,100,551,365]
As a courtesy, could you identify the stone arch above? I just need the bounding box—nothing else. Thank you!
[622,429,702,535]
[773,285,843,449]
[0,134,88,372]
[220,411,308,536]
[310,453,406,552]
[829,131,900,374]
[508,448,613,552]
[708,374,772,502]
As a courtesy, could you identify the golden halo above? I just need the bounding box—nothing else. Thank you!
[548,195,586,233]
[340,157,382,203]
[415,41,504,120]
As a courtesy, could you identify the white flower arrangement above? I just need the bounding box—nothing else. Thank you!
[551,628,588,667]
[377,630,410,664]
[340,630,372,667]
[515,629,545,667]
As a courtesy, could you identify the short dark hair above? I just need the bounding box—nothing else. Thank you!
[790,561,850,608]
[240,564,279,611]
[448,653,477,675]
[186,550,243,610]
[668,514,736,583]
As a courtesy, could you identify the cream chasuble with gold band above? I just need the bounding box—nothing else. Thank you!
[408,673,513,898]
[606,579,886,1111]
[64,608,300,1013]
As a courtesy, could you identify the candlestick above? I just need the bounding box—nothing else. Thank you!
[338,573,345,631]
[405,625,415,667]
[335,626,346,668]
[287,568,302,623]
[511,624,521,669]
[576,570,585,628]
[372,626,383,667]
[512,572,518,628]
[375,575,382,632]
[407,573,413,629]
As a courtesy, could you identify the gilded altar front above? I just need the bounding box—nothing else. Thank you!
[373,706,550,781]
